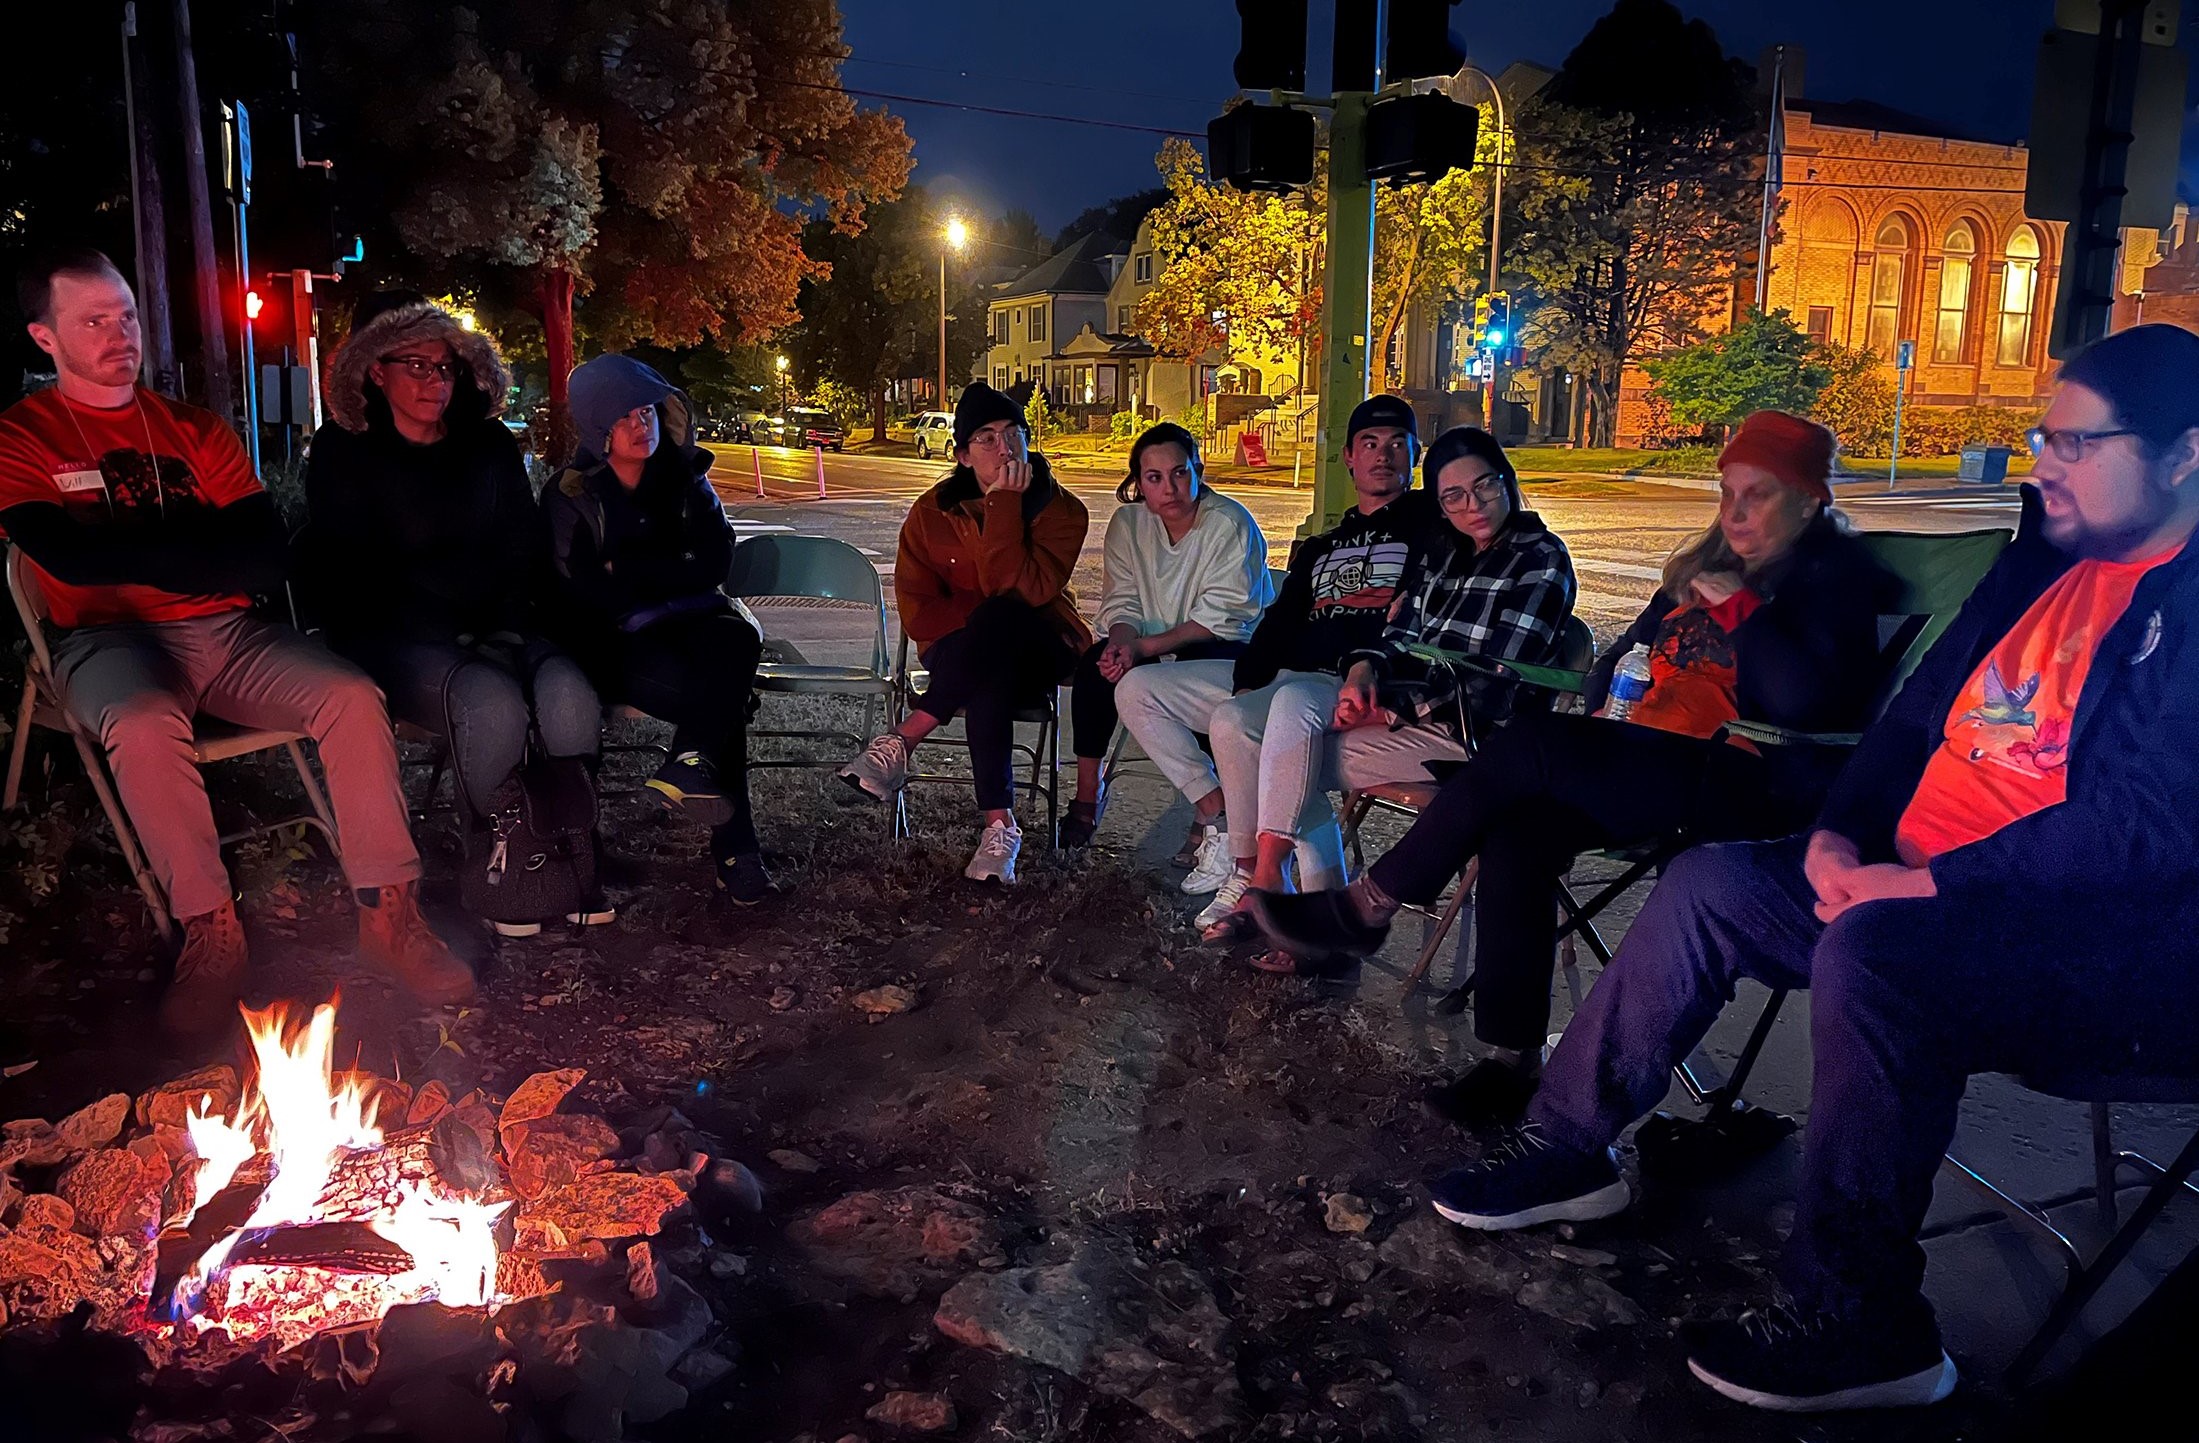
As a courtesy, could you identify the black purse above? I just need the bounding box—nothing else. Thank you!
[448,644,600,926]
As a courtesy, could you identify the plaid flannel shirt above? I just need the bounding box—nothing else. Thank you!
[1345,510,1576,738]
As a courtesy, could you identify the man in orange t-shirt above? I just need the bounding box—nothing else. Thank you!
[1420,324,2199,1415]
[0,247,472,1034]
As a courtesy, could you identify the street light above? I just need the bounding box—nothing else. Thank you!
[940,215,969,411]
[775,353,789,413]
[1448,64,1508,425]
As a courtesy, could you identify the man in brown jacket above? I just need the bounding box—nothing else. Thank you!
[838,382,1092,882]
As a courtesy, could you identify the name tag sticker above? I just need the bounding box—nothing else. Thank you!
[53,469,106,494]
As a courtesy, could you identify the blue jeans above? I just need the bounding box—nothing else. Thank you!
[1528,834,2199,1323]
[348,636,600,816]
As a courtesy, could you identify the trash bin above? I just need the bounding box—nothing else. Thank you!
[1958,444,2011,485]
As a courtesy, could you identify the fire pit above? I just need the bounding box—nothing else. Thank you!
[0,999,737,1440]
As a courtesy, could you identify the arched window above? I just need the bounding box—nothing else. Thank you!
[1998,227,2042,367]
[1867,217,1910,357]
[1935,223,1976,364]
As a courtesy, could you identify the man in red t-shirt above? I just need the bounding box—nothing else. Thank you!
[1418,324,2199,1414]
[0,248,473,1033]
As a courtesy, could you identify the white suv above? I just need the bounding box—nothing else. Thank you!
[912,411,954,460]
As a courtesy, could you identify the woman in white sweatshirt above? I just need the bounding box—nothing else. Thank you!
[1062,423,1274,846]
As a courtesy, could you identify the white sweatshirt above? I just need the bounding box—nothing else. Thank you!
[1095,488,1274,644]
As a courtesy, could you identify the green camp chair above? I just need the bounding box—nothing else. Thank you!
[726,533,900,779]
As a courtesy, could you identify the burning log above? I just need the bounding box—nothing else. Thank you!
[148,1166,271,1321]
[226,1221,415,1275]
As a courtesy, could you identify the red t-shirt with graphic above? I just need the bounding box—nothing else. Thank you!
[1895,545,2183,865]
[0,386,262,628]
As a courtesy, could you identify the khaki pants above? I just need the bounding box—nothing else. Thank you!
[51,609,420,920]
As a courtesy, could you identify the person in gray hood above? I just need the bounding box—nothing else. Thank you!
[543,354,770,904]
[305,292,607,936]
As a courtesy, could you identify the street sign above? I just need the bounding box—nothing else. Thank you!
[1896,339,1915,370]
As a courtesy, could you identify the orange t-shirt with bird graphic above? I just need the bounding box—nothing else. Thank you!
[1895,544,2183,866]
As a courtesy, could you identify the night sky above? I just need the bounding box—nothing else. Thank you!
[836,0,2188,233]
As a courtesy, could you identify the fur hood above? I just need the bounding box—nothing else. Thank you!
[323,302,514,433]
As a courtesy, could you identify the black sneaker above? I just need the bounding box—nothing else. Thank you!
[1424,1058,1540,1129]
[1683,1302,1957,1412]
[1428,1121,1630,1230]
[716,852,774,906]
[1244,887,1389,961]
[647,751,736,828]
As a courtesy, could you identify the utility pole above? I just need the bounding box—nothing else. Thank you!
[1450,65,1506,435]
[171,0,232,416]
[1753,45,1786,313]
[121,3,178,395]
[1305,0,1383,538]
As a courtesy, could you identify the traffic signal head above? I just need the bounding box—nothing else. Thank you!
[245,290,264,322]
[1473,295,1492,335]
[1385,0,1464,82]
[1208,104,1318,192]
[1485,292,1511,348]
[1364,92,1479,185]
[1233,0,1309,92]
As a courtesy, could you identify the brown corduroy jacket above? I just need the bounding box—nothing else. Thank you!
[895,456,1093,656]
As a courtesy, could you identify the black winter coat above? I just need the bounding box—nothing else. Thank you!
[542,443,733,636]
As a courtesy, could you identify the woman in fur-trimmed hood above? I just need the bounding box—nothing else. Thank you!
[301,293,606,927]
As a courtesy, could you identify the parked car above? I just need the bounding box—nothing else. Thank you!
[911,410,954,460]
[772,406,846,452]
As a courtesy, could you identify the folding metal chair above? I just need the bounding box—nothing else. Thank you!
[2,544,343,942]
[894,630,1060,847]
[1938,1070,2199,1383]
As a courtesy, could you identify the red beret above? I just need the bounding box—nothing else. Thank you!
[1717,410,1835,505]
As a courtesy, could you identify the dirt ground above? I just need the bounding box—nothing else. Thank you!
[0,694,2048,1443]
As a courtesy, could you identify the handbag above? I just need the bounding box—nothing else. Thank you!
[447,643,600,926]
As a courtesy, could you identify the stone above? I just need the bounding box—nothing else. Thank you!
[11,1193,74,1231]
[54,1094,129,1153]
[134,1065,240,1129]
[768,1148,822,1174]
[0,1120,68,1170]
[851,985,917,1016]
[499,1068,587,1143]
[671,1344,736,1392]
[768,987,799,1011]
[626,1240,667,1304]
[865,1391,956,1434]
[702,1157,765,1214]
[789,1187,1010,1303]
[1514,1273,1644,1330]
[57,1148,159,1236]
[935,1240,1244,1438]
[0,1229,99,1319]
[504,1114,621,1201]
[708,1253,748,1279]
[516,1171,689,1250]
[1322,1193,1373,1235]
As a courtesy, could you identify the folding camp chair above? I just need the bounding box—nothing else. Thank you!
[1339,615,1599,997]
[1412,528,2011,1115]
[894,630,1061,847]
[2,544,343,942]
[1938,1069,2199,1382]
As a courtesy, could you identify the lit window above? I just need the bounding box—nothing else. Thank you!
[1867,216,1910,359]
[1935,223,1975,364]
[1998,227,2041,368]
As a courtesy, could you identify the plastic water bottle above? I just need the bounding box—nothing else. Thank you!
[1606,643,1653,721]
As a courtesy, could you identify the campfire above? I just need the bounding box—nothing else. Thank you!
[0,997,739,1439]
[151,1000,514,1350]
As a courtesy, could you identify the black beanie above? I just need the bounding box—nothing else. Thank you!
[1346,394,1418,448]
[953,381,1028,450]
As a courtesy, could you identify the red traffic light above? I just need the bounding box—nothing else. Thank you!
[244,289,264,321]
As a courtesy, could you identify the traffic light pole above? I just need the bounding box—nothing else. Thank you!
[1306,91,1376,538]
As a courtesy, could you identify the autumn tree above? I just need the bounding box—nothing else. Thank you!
[1134,137,1321,364]
[1643,308,1829,436]
[1506,0,1763,445]
[309,0,909,456]
[1371,125,1500,393]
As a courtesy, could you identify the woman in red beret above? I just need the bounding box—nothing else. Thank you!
[1248,410,1896,1124]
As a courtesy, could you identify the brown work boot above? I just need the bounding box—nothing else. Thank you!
[161,900,250,1038]
[357,881,476,1006]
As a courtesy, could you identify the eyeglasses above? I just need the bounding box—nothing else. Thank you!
[379,355,459,383]
[2027,426,2138,462]
[1438,475,1509,509]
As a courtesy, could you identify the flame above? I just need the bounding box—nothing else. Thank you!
[160,999,508,1345]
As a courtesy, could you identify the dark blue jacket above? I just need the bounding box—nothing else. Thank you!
[1818,486,2199,895]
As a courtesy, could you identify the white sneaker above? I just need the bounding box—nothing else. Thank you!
[837,733,909,801]
[1180,825,1235,895]
[1193,870,1252,930]
[964,819,1023,884]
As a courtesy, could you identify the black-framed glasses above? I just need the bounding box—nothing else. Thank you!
[379,355,459,382]
[1438,474,1509,509]
[2027,426,2138,462]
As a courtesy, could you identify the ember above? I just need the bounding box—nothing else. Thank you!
[148,1000,512,1349]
